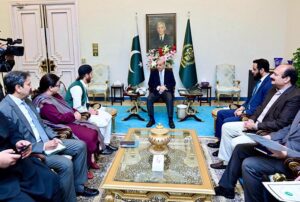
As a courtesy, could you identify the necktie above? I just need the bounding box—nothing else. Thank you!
[159,71,164,86]
[252,80,261,96]
[22,102,49,142]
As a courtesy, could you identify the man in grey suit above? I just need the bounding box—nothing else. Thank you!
[214,110,300,202]
[0,71,99,202]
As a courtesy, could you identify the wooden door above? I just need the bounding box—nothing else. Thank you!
[11,2,80,89]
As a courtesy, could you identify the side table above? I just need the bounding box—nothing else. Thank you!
[178,89,203,122]
[105,107,117,133]
[122,91,147,121]
[111,84,124,105]
[199,86,212,106]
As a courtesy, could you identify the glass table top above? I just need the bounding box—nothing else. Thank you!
[114,128,202,185]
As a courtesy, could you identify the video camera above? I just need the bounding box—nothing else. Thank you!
[0,37,24,72]
[0,37,24,57]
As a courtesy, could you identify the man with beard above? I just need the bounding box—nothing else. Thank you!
[65,65,117,155]
[208,59,272,154]
[211,64,300,169]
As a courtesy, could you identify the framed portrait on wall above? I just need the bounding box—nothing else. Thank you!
[146,13,176,51]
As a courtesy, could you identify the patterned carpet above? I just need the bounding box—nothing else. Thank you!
[77,136,244,202]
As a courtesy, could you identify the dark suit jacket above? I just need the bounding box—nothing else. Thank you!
[243,74,272,115]
[250,85,300,132]
[0,111,59,201]
[150,34,173,50]
[148,68,176,95]
[0,96,58,154]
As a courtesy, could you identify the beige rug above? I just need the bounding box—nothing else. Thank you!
[77,136,244,202]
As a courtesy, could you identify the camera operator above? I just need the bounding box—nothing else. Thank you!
[1,43,15,101]
[0,37,24,101]
[0,43,15,72]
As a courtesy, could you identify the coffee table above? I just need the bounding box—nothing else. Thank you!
[101,128,214,201]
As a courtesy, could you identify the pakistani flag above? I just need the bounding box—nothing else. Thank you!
[179,19,198,89]
[128,31,144,86]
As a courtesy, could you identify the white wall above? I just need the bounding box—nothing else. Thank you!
[285,0,300,60]
[1,0,300,97]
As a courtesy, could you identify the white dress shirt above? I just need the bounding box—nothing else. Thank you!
[255,85,291,127]
[9,94,42,142]
[70,80,89,112]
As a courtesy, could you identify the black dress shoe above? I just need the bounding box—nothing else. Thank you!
[146,119,155,127]
[214,186,235,199]
[210,161,227,169]
[207,140,220,148]
[212,150,219,157]
[99,148,113,155]
[106,144,118,151]
[169,120,175,129]
[77,186,99,197]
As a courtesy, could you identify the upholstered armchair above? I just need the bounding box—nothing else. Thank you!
[215,64,241,104]
[88,64,110,101]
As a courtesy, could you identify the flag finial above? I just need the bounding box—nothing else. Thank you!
[187,11,191,19]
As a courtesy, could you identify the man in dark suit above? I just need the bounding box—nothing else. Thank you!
[149,21,173,50]
[211,64,300,169]
[214,110,300,201]
[0,71,99,202]
[0,111,60,202]
[208,59,272,151]
[147,57,176,128]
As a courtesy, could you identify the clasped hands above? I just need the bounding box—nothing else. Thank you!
[157,85,168,94]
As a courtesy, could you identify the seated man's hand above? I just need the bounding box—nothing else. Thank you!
[44,139,59,150]
[234,106,244,116]
[295,175,300,181]
[159,85,168,94]
[262,135,271,140]
[243,119,255,130]
[235,110,243,117]
[53,137,62,144]
[15,140,32,158]
[0,149,21,168]
[89,108,98,115]
[270,149,287,159]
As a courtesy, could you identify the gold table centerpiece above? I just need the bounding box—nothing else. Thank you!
[148,124,171,154]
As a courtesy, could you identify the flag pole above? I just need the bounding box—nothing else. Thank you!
[135,12,139,35]
[135,12,140,88]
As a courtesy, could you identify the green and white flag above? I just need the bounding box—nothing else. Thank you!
[179,19,198,89]
[128,17,144,86]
